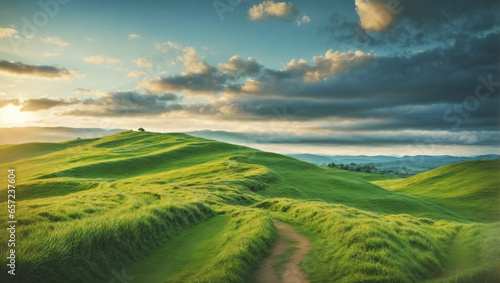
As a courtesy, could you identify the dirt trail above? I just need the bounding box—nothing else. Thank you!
[254,219,311,283]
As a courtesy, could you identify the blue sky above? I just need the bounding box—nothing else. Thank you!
[0,0,499,155]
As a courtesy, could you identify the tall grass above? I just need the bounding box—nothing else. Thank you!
[0,201,214,282]
[177,207,277,282]
[1,131,497,282]
[429,222,500,282]
[256,198,461,283]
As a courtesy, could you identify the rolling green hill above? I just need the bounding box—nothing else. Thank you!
[374,160,500,222]
[0,131,498,282]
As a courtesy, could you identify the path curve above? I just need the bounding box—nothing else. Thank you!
[254,219,311,283]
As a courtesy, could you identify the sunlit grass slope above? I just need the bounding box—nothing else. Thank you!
[374,160,500,222]
[0,130,497,282]
[256,198,500,283]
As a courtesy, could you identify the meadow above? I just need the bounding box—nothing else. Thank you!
[0,131,498,282]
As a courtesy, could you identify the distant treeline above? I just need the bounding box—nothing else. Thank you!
[324,162,413,177]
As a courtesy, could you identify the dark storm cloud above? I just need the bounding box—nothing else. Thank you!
[137,30,499,138]
[0,60,82,79]
[257,33,500,104]
[241,131,500,146]
[323,0,499,50]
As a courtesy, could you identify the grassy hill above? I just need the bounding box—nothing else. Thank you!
[374,160,500,222]
[0,131,498,282]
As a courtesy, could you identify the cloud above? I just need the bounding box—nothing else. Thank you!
[215,129,500,147]
[128,34,142,40]
[347,0,499,44]
[20,97,77,111]
[283,49,372,82]
[133,58,152,67]
[0,60,82,80]
[141,48,261,96]
[0,99,20,108]
[40,36,69,47]
[354,0,398,32]
[241,79,261,93]
[57,91,181,117]
[1,91,181,117]
[42,52,59,58]
[249,1,298,21]
[73,88,108,97]
[0,27,18,38]
[296,15,310,26]
[127,71,148,78]
[155,41,183,53]
[84,55,121,64]
[140,48,373,96]
[218,56,261,75]
[180,47,215,76]
[0,97,77,111]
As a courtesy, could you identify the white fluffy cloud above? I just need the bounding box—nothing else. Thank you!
[128,34,142,40]
[180,47,214,76]
[218,56,261,75]
[284,50,372,82]
[134,58,153,67]
[249,1,298,21]
[40,36,69,47]
[241,78,261,93]
[296,15,310,26]
[354,0,397,32]
[84,55,121,64]
[127,71,148,78]
[0,27,18,38]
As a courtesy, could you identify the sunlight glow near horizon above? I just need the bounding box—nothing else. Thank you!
[0,105,38,126]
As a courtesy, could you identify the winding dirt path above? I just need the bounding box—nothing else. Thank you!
[254,219,311,283]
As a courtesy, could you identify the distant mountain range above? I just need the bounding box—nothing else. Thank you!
[287,153,500,176]
[287,153,500,166]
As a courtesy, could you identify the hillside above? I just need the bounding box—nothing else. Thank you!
[0,131,498,282]
[374,160,500,222]
[289,153,500,177]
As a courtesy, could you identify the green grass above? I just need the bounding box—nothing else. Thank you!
[127,215,231,282]
[125,207,277,283]
[256,198,461,282]
[0,130,498,282]
[374,160,500,222]
[427,222,500,282]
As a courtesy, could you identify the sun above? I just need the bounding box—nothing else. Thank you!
[0,104,37,126]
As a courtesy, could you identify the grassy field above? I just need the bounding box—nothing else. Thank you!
[374,160,500,222]
[0,130,498,282]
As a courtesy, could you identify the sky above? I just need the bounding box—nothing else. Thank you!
[0,0,499,156]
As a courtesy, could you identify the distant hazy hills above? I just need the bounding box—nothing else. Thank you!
[287,153,500,166]
[288,153,500,176]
